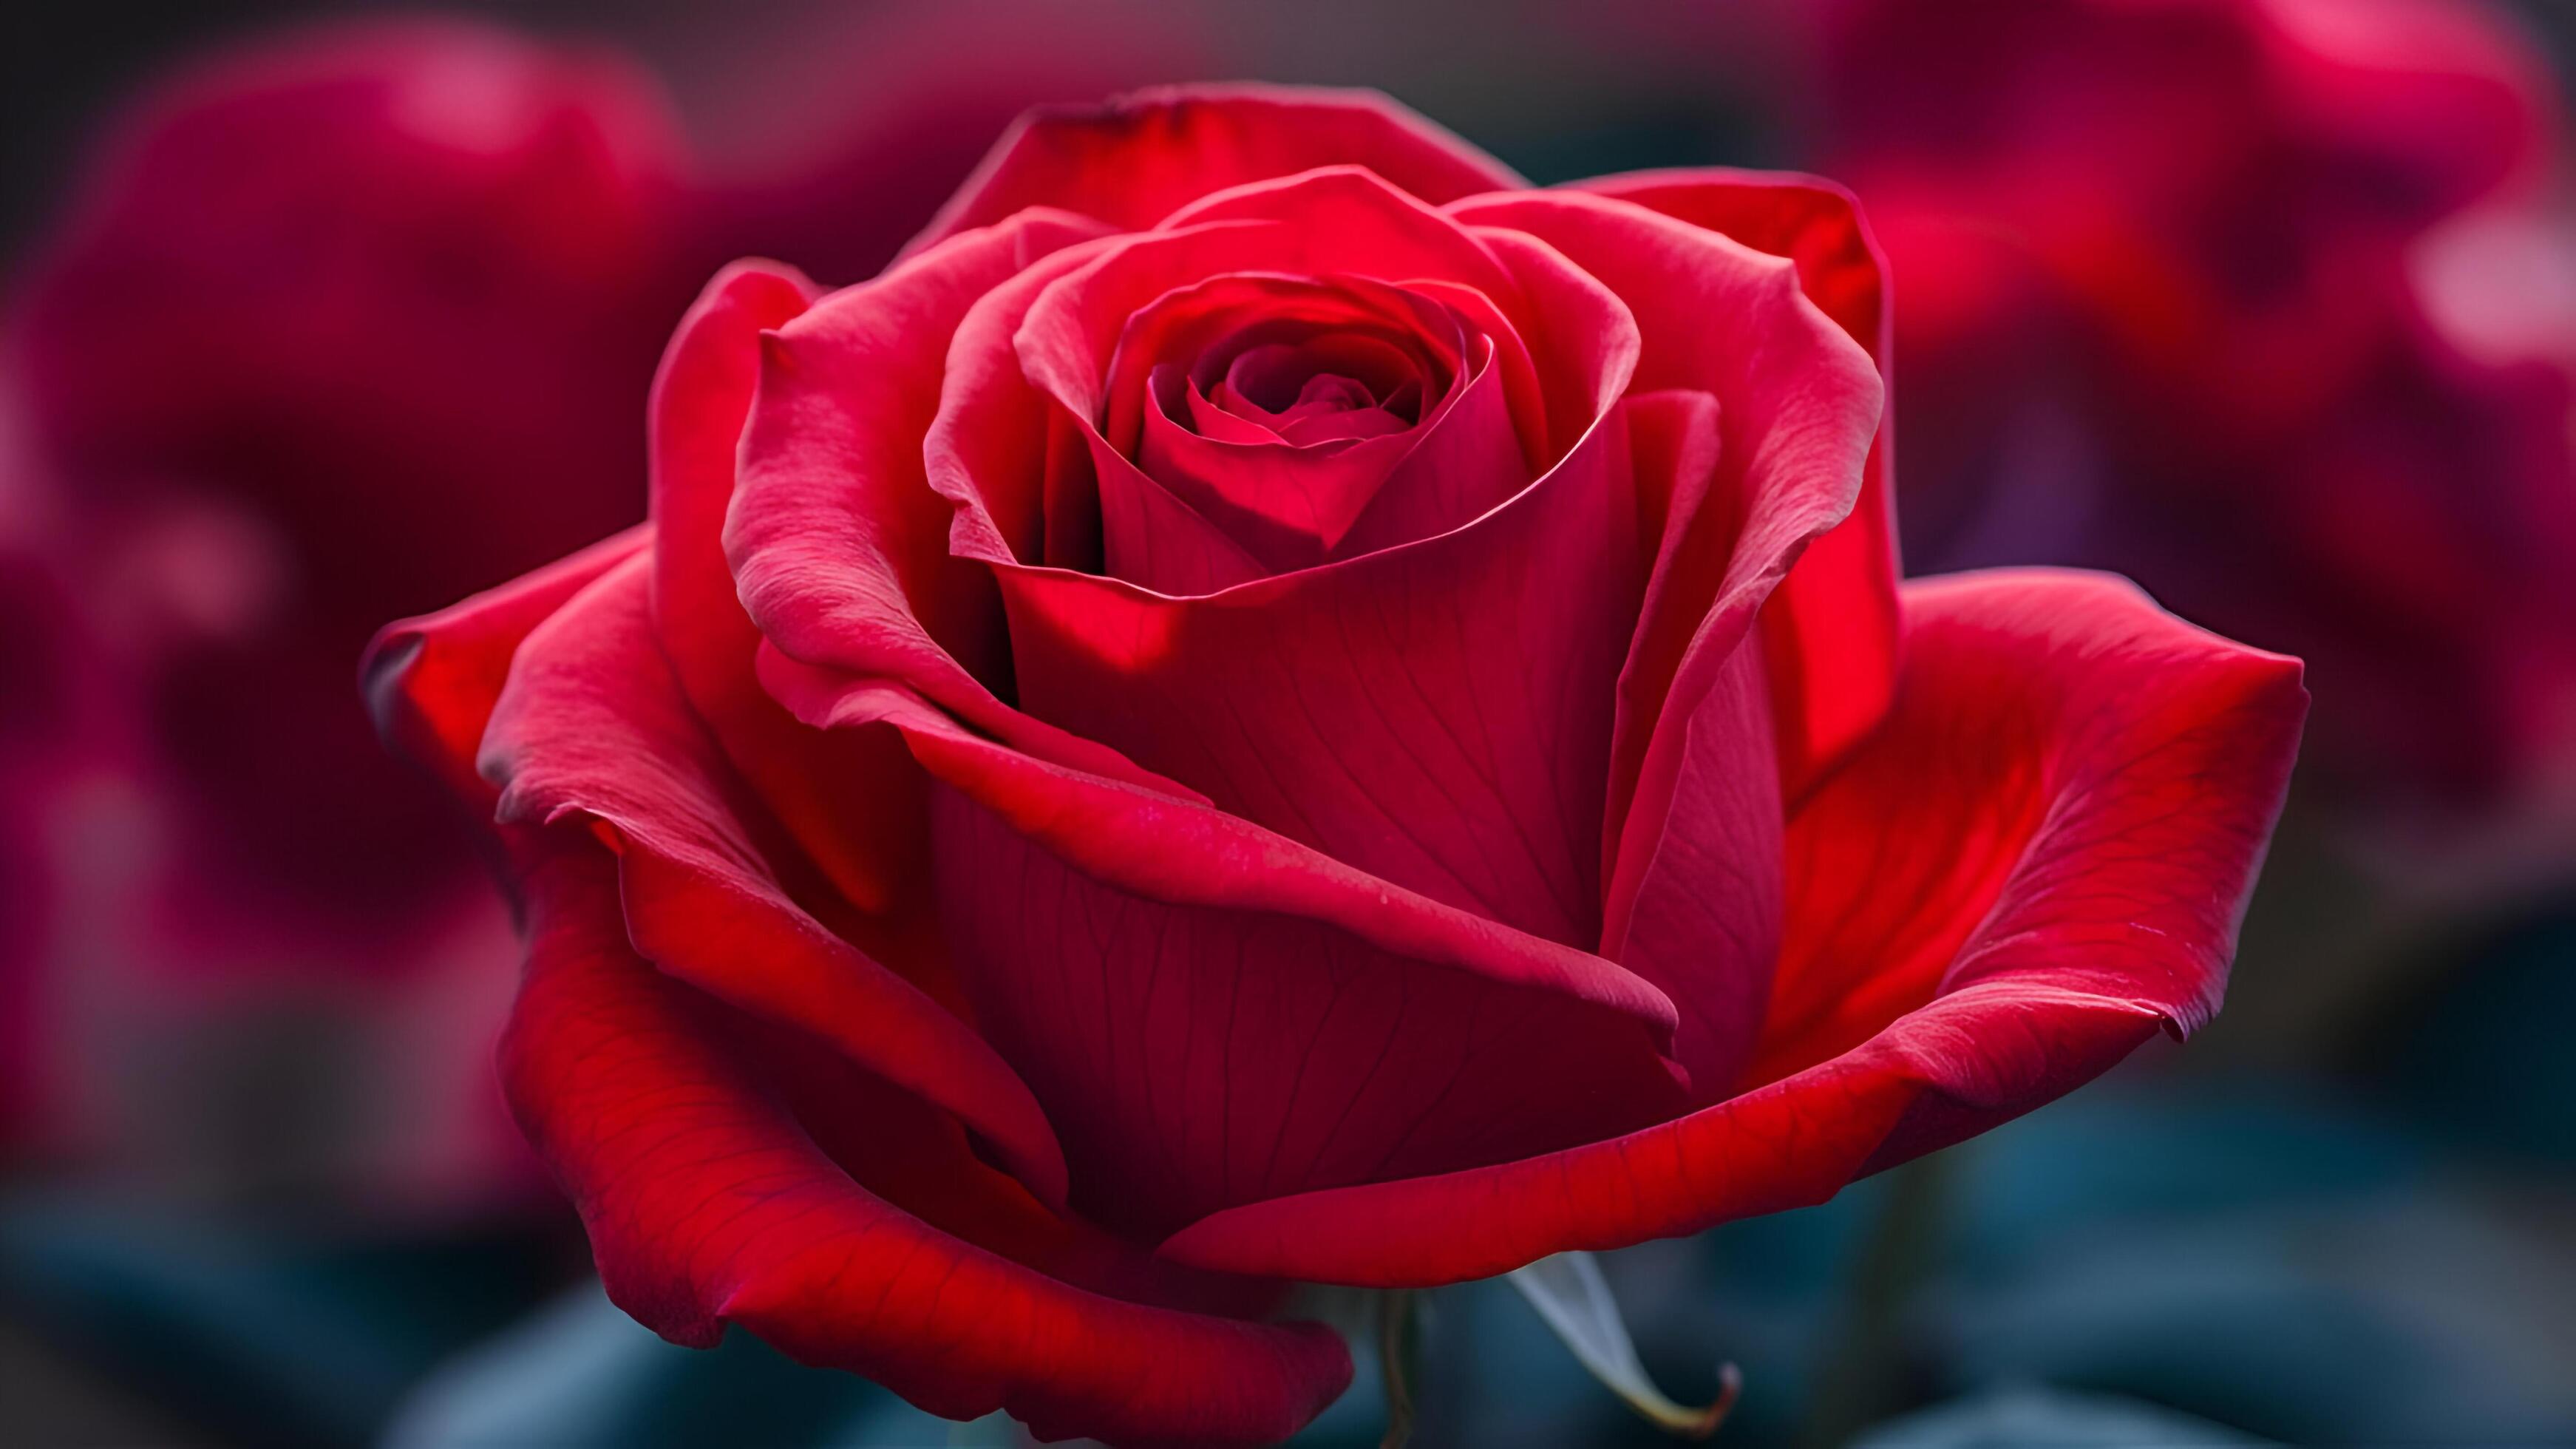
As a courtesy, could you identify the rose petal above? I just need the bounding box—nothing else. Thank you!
[758,676,1688,1239]
[482,555,1070,1204]
[1325,336,1530,561]
[1159,570,2305,1285]
[1744,569,2303,1087]
[1597,386,1784,1100]
[1454,191,1882,889]
[760,676,1682,1038]
[364,523,649,811]
[1571,169,1903,800]
[730,207,1104,693]
[933,782,1689,1239]
[499,835,1351,1446]
[1603,384,1724,889]
[724,208,1180,800]
[903,83,1526,259]
[990,413,1641,951]
[648,259,920,913]
[1095,458,1276,596]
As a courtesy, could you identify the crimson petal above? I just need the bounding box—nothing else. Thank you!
[364,523,648,811]
[646,259,930,913]
[1515,177,1901,798]
[904,84,1526,259]
[500,836,1351,1446]
[758,675,1689,1239]
[724,208,1181,800]
[1160,571,2304,1286]
[481,556,1070,1204]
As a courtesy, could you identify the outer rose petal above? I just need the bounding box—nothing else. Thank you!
[500,835,1351,1447]
[480,556,1070,1205]
[725,206,1175,801]
[759,679,1679,1034]
[764,674,1690,1235]
[932,783,1688,1238]
[364,524,649,811]
[1159,570,2305,1286]
[1571,169,1903,798]
[903,84,1526,259]
[648,258,927,914]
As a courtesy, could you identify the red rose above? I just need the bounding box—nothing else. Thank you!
[371,86,2305,1444]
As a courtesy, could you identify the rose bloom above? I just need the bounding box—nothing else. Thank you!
[371,87,2306,1443]
[1792,0,2576,812]
[1,15,1183,1187]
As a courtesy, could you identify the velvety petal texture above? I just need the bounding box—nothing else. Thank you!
[371,83,2305,1445]
[1159,571,2304,1285]
[1569,169,1903,799]
[500,838,1350,1445]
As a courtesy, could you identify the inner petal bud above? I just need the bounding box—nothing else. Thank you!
[1100,274,1528,581]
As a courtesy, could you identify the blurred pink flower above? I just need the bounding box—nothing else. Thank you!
[1797,0,2576,817]
[0,10,1197,1205]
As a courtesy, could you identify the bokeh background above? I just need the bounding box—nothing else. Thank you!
[4,1,2574,1445]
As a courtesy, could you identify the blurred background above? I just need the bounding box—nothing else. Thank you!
[3,1,2574,1445]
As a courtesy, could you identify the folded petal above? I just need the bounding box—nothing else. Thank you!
[1451,194,1875,1067]
[932,783,1690,1241]
[1093,459,1276,596]
[725,207,1169,801]
[500,835,1351,1446]
[648,259,924,912]
[482,555,1070,1204]
[1572,169,1903,798]
[905,84,1526,259]
[730,208,1107,693]
[1160,570,2304,1286]
[762,675,1688,1239]
[1475,185,1889,824]
[1599,549,1784,1102]
[991,413,1640,950]
[364,523,649,811]
[1745,569,2303,1088]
